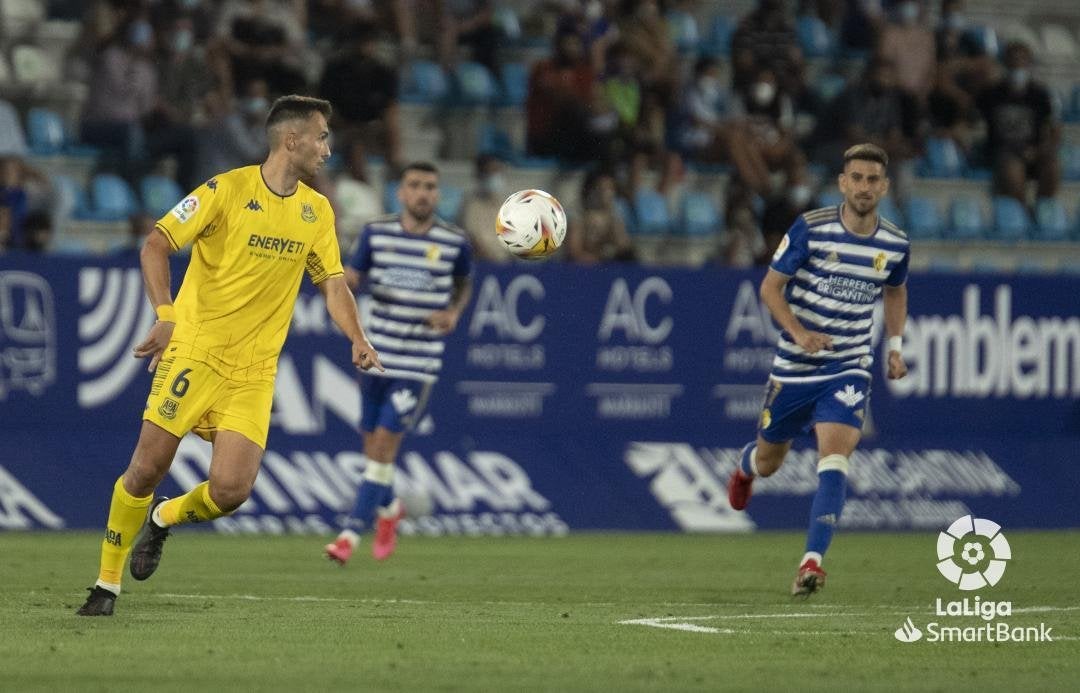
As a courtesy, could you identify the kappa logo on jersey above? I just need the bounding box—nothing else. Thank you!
[391,388,418,415]
[833,384,865,407]
[301,202,317,223]
[245,199,263,212]
[206,178,218,190]
[171,195,200,223]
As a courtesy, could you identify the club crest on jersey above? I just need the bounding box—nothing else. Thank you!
[874,251,887,273]
[760,408,772,429]
[158,398,180,419]
[301,202,317,223]
[171,195,199,223]
[425,245,441,262]
[827,250,840,263]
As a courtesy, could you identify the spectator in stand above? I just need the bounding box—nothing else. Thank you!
[197,78,270,182]
[728,66,811,208]
[460,154,514,264]
[839,0,886,54]
[875,0,935,105]
[731,0,804,98]
[566,169,636,264]
[824,58,920,192]
[330,139,384,256]
[525,29,597,161]
[616,0,677,108]
[976,42,1059,206]
[929,0,998,154]
[439,0,501,76]
[155,13,228,127]
[214,0,309,96]
[318,20,402,170]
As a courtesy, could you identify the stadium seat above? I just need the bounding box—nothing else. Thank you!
[50,173,87,220]
[615,196,636,235]
[0,53,10,82]
[632,189,671,234]
[817,189,843,208]
[26,107,65,155]
[498,62,528,107]
[11,44,60,84]
[996,21,1041,56]
[679,191,721,236]
[477,122,517,162]
[878,196,904,227]
[140,175,183,218]
[0,0,45,36]
[453,61,497,106]
[382,181,402,214]
[918,137,965,178]
[963,24,999,57]
[399,60,449,104]
[492,6,522,45]
[1061,144,1080,182]
[947,196,988,240]
[797,15,835,58]
[0,98,28,156]
[436,184,464,223]
[667,9,700,54]
[903,196,943,239]
[991,196,1031,241]
[87,173,139,222]
[1033,197,1071,241]
[813,73,847,104]
[699,15,734,57]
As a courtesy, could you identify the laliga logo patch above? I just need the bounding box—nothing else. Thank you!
[936,515,1011,590]
[771,233,790,261]
[171,195,199,223]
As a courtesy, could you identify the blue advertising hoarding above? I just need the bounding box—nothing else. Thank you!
[1,253,1078,533]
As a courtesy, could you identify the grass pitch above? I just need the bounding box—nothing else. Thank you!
[1,530,1077,692]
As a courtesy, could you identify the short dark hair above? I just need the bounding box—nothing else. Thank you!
[265,95,332,130]
[843,143,889,169]
[400,161,439,180]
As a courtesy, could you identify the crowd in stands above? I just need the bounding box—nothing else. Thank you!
[0,0,1076,267]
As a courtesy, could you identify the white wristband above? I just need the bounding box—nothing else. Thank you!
[887,336,903,353]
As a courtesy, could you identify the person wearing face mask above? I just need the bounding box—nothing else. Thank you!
[460,154,514,263]
[155,15,223,128]
[197,78,271,182]
[566,168,635,264]
[975,41,1059,206]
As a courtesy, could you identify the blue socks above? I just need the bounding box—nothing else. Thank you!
[345,481,387,530]
[804,454,850,561]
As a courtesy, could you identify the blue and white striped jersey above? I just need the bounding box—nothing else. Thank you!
[349,214,472,383]
[768,205,909,383]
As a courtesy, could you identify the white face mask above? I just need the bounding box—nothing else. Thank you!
[697,76,721,102]
[244,96,269,117]
[751,81,776,106]
[584,0,602,21]
[172,29,194,54]
[898,2,919,25]
[1008,68,1030,91]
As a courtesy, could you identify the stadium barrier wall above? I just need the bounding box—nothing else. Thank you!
[1,254,1078,533]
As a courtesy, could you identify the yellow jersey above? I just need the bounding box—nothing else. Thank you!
[154,165,343,381]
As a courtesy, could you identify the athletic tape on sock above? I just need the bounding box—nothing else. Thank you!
[817,454,849,475]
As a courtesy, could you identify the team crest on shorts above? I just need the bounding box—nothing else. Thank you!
[301,203,317,223]
[158,398,180,420]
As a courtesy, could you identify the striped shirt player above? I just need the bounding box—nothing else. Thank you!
[326,162,473,566]
[726,143,910,597]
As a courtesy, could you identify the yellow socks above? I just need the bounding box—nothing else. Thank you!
[97,476,152,590]
[157,481,225,526]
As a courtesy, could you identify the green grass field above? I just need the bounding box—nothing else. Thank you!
[1,530,1077,692]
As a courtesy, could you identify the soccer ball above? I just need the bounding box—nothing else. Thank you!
[495,189,567,259]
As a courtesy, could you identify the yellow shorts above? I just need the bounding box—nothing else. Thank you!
[143,355,274,449]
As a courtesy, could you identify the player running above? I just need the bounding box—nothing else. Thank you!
[77,96,383,616]
[727,143,910,596]
[325,162,473,565]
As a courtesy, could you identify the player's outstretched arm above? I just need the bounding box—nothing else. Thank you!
[883,283,908,380]
[133,229,176,372]
[759,269,832,354]
[318,275,383,372]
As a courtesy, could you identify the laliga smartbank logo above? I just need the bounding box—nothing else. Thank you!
[893,515,1053,644]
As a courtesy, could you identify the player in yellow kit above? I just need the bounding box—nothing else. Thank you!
[77,95,383,616]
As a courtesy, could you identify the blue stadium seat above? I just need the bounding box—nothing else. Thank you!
[1033,197,1071,241]
[963,24,1000,57]
[918,137,965,178]
[903,196,943,239]
[699,15,734,57]
[878,196,904,227]
[436,184,464,223]
[1067,85,1080,123]
[383,181,402,214]
[0,98,28,155]
[796,15,835,58]
[87,173,139,222]
[679,191,721,236]
[991,196,1031,241]
[817,189,843,208]
[26,106,65,155]
[947,196,988,240]
[139,175,183,218]
[493,6,522,45]
[813,73,846,103]
[51,173,87,220]
[1061,144,1080,182]
[89,173,139,221]
[615,196,636,235]
[453,61,497,106]
[499,62,528,107]
[632,189,671,234]
[667,10,700,54]
[477,122,517,161]
[400,60,449,104]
